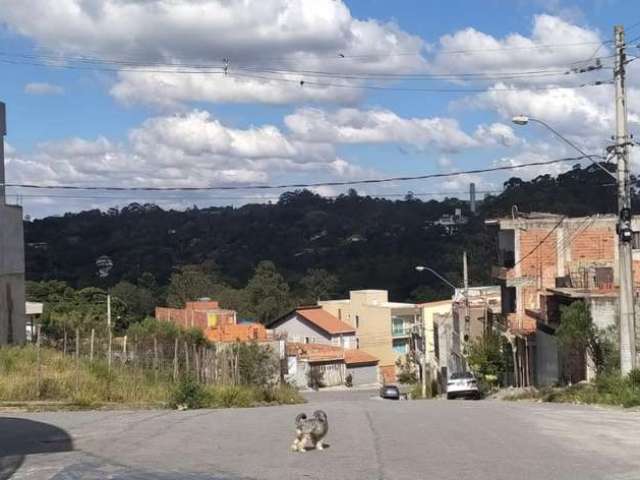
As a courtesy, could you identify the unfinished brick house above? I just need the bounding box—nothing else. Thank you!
[488,213,640,386]
[155,299,267,343]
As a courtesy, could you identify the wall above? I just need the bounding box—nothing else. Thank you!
[420,301,452,373]
[0,204,26,344]
[535,329,559,387]
[347,364,378,386]
[272,313,333,344]
[588,297,616,331]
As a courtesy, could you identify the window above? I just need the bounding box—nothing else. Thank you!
[338,309,342,320]
[356,315,360,328]
[392,339,409,354]
[356,338,360,349]
[305,337,310,344]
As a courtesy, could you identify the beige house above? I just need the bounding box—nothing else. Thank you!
[320,290,419,383]
[418,300,453,380]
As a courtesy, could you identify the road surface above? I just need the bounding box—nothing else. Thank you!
[2,391,640,480]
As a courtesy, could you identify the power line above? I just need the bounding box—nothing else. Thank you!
[1,155,594,192]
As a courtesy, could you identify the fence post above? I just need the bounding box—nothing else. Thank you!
[123,335,128,363]
[63,329,68,356]
[194,345,200,383]
[107,328,113,372]
[153,336,159,382]
[36,324,42,398]
[173,337,179,382]
[90,328,95,362]
[184,341,190,376]
[75,328,80,394]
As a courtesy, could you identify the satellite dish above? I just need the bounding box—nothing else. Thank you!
[96,255,113,278]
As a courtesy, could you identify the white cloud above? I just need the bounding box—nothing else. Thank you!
[285,107,478,152]
[1,0,426,106]
[4,109,368,191]
[24,82,64,95]
[429,14,605,82]
[474,122,520,147]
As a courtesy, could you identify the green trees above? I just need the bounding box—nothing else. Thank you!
[556,301,617,376]
[166,264,218,307]
[244,261,292,324]
[298,268,339,304]
[466,333,506,386]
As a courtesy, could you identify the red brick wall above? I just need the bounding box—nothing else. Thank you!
[570,228,614,262]
[519,229,557,286]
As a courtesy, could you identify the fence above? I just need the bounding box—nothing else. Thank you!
[31,323,283,391]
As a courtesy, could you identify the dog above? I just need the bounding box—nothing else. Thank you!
[291,410,328,452]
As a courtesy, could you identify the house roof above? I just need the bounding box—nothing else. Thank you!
[287,342,378,365]
[344,349,378,365]
[205,323,267,342]
[295,306,355,335]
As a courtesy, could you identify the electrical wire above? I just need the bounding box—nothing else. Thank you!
[1,155,594,192]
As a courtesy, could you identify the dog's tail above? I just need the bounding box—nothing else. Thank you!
[295,413,307,426]
[312,410,327,422]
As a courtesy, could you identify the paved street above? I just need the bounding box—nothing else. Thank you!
[2,392,640,480]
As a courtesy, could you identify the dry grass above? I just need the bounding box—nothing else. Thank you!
[0,345,303,409]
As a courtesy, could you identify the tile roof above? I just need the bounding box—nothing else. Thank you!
[344,349,378,365]
[296,306,355,335]
[286,342,378,365]
[205,323,267,342]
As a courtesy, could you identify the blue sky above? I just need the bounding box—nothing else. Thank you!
[1,0,639,217]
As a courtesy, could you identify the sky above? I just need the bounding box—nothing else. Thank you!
[0,0,639,218]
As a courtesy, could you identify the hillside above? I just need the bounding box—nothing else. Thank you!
[24,163,629,305]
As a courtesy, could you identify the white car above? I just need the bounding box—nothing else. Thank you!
[446,371,480,399]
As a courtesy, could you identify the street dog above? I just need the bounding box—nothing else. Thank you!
[291,410,328,452]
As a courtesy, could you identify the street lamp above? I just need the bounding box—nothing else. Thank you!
[415,266,459,291]
[511,115,617,181]
[512,114,636,374]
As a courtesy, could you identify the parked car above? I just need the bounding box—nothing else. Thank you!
[380,384,401,400]
[446,371,480,399]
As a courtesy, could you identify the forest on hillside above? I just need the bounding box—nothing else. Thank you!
[24,162,631,327]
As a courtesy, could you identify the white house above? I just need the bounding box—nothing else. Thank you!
[268,306,357,349]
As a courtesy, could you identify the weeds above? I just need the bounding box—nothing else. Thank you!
[0,345,303,409]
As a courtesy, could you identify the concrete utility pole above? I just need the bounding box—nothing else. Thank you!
[107,293,113,370]
[1,101,6,204]
[614,25,636,374]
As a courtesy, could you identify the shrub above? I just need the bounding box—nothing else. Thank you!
[169,376,208,409]
[210,385,254,408]
[627,369,640,390]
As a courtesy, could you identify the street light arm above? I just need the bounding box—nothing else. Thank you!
[520,117,618,181]
[417,267,459,291]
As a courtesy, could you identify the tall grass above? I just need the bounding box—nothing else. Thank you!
[0,345,303,409]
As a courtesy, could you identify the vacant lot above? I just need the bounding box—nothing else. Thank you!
[2,392,640,480]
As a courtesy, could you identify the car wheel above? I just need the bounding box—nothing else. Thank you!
[447,393,454,400]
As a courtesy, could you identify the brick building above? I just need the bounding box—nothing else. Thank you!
[488,213,640,386]
[155,300,267,343]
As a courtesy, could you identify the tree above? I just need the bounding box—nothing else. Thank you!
[466,333,506,384]
[299,268,339,304]
[111,280,156,324]
[556,301,617,376]
[244,261,292,324]
[166,265,217,307]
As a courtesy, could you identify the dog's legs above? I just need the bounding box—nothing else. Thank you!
[315,441,324,450]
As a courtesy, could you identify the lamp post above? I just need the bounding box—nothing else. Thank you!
[512,114,635,374]
[415,257,469,397]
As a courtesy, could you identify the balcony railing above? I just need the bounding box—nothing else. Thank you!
[391,327,413,337]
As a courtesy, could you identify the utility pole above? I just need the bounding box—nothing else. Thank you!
[1,101,6,204]
[420,314,428,398]
[462,251,470,366]
[107,293,113,370]
[614,25,636,375]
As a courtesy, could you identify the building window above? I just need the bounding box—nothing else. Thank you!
[305,337,310,344]
[392,339,409,354]
[356,338,360,349]
[356,315,359,328]
[338,309,342,320]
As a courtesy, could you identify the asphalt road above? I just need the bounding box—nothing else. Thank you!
[2,392,640,480]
